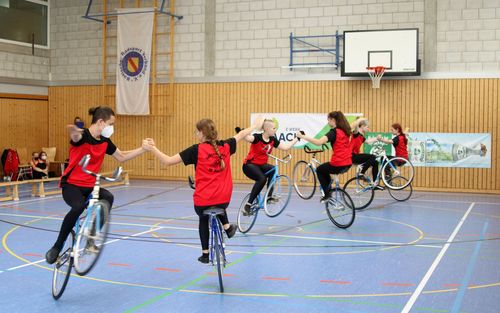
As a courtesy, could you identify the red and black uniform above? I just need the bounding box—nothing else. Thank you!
[317,128,352,194]
[180,138,237,250]
[385,134,409,176]
[52,129,116,250]
[351,133,379,180]
[242,134,280,204]
[392,134,409,160]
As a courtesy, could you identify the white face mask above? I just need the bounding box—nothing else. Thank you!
[101,125,114,138]
[40,155,47,161]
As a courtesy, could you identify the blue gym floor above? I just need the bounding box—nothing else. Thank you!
[0,180,499,313]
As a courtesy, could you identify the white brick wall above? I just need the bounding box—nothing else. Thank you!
[437,0,500,72]
[1,0,499,83]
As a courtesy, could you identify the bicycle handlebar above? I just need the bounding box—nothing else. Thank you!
[267,153,292,164]
[304,144,329,154]
[79,154,123,182]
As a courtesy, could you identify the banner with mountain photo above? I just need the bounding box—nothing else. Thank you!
[250,113,363,149]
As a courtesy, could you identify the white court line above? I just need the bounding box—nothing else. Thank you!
[400,202,475,313]
[265,233,410,246]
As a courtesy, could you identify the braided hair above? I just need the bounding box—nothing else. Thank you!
[196,119,225,170]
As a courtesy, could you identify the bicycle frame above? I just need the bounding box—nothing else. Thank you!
[253,150,291,209]
[209,214,226,266]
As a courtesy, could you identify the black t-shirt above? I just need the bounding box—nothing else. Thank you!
[326,128,337,144]
[179,138,237,167]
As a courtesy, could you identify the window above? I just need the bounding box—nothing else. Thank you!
[0,0,49,48]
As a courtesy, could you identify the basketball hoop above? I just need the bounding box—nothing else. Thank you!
[367,66,386,89]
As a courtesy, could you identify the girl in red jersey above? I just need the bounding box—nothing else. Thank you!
[147,117,264,264]
[377,123,409,178]
[241,119,299,214]
[296,111,352,202]
[46,106,151,264]
[350,118,380,187]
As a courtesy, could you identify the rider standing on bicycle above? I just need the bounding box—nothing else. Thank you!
[241,119,299,215]
[377,123,409,178]
[350,118,382,189]
[46,106,150,264]
[296,111,352,203]
[145,117,264,264]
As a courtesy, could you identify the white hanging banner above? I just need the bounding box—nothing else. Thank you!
[116,8,154,115]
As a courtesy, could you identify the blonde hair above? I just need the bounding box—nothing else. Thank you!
[196,119,225,170]
[351,118,369,134]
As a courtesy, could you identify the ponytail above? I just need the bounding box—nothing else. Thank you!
[196,119,225,171]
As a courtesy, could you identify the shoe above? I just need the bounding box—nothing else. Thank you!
[320,194,331,203]
[373,185,385,191]
[266,196,279,204]
[85,239,99,253]
[198,254,209,264]
[242,202,252,216]
[225,224,237,238]
[45,246,61,264]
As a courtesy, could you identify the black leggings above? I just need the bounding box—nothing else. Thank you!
[242,163,275,203]
[194,203,229,251]
[316,163,351,195]
[53,184,114,250]
[352,153,379,180]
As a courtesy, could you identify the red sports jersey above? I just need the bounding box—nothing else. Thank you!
[243,134,280,165]
[60,129,117,188]
[350,133,365,155]
[393,134,409,159]
[326,128,352,166]
[180,138,237,206]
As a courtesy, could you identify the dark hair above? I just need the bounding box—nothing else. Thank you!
[196,119,225,171]
[74,116,82,123]
[328,111,352,137]
[392,123,404,135]
[88,106,115,124]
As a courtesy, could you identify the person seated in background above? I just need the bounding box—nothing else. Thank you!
[32,151,49,179]
[74,116,84,129]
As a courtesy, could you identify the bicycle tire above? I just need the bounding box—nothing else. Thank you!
[381,157,414,190]
[264,175,292,217]
[343,177,375,210]
[237,194,258,233]
[52,230,74,300]
[292,161,316,200]
[325,188,356,228]
[387,176,413,201]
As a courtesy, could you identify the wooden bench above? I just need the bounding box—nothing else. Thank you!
[29,170,131,198]
[0,180,27,201]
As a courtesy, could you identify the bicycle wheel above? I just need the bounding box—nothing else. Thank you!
[292,161,316,200]
[343,177,375,210]
[52,230,74,300]
[264,175,292,217]
[237,194,259,233]
[387,176,413,201]
[74,200,110,276]
[382,157,414,190]
[325,188,355,228]
[213,223,224,293]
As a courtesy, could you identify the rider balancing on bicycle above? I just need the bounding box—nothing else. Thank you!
[241,119,299,215]
[350,118,383,189]
[376,123,409,179]
[296,111,352,203]
[46,106,151,264]
[145,116,264,264]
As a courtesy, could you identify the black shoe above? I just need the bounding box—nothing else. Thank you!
[225,224,237,238]
[198,254,209,264]
[374,185,385,191]
[320,194,331,203]
[242,203,252,216]
[266,196,279,204]
[45,246,61,264]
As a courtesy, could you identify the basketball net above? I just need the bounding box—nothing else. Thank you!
[367,66,386,89]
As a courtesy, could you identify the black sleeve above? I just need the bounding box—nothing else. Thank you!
[362,135,366,143]
[392,136,399,148]
[252,133,262,144]
[271,136,280,148]
[179,144,198,166]
[224,138,237,155]
[70,128,89,146]
[105,139,117,155]
[326,129,336,144]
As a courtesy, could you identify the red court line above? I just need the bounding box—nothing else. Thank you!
[444,283,460,287]
[108,262,131,267]
[262,276,290,281]
[382,282,415,287]
[320,280,352,285]
[155,267,181,273]
[22,253,43,257]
